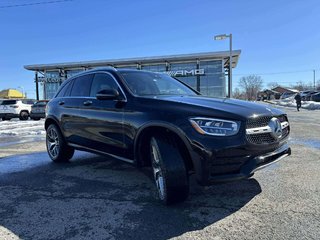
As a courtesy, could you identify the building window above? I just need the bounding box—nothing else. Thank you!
[169,62,197,90]
[199,60,225,97]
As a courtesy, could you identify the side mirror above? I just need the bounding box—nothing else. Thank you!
[96,89,120,100]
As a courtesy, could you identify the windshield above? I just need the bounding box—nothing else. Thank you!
[119,71,198,96]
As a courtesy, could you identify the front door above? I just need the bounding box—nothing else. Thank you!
[77,72,126,157]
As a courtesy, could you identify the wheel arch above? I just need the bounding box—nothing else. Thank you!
[45,116,60,130]
[134,122,194,172]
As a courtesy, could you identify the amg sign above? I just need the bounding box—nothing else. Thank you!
[165,69,205,77]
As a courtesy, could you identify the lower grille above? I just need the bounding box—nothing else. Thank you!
[246,133,276,144]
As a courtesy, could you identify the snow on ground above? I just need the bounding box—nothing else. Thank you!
[269,96,320,110]
[0,119,45,137]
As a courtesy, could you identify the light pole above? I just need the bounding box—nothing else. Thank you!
[214,33,233,98]
[17,86,25,98]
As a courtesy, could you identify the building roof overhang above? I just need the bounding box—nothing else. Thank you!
[24,50,241,72]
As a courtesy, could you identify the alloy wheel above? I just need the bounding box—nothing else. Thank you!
[47,127,60,158]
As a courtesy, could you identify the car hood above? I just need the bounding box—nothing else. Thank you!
[147,95,284,119]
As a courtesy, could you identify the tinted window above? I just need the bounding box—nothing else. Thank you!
[56,80,72,98]
[34,101,48,106]
[1,100,17,105]
[22,99,35,104]
[90,73,119,97]
[70,74,94,97]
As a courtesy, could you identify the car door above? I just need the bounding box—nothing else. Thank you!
[77,72,126,157]
[57,74,94,145]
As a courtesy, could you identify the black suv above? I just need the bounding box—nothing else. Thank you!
[45,67,291,204]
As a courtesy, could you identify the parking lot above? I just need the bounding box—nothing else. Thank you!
[0,104,319,240]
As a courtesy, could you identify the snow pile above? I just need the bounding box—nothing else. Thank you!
[0,119,46,137]
[269,97,320,110]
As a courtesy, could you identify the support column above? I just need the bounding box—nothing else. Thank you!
[196,59,200,92]
[35,71,39,100]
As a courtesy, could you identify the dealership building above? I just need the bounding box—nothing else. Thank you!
[24,50,241,100]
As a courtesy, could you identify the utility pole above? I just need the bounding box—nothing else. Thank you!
[313,70,316,90]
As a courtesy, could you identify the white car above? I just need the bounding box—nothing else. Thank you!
[0,99,35,121]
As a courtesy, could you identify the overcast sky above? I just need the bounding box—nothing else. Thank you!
[1,0,320,98]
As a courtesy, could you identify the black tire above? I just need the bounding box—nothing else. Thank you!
[150,134,189,205]
[19,111,29,121]
[46,124,74,162]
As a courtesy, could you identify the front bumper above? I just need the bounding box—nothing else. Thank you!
[206,143,291,183]
[190,140,291,185]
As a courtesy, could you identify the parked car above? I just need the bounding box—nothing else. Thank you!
[0,99,35,121]
[45,68,291,205]
[305,91,318,101]
[280,92,296,99]
[30,100,49,120]
[300,90,318,101]
[311,92,320,102]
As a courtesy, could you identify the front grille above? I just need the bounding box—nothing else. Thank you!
[246,115,289,145]
[246,116,272,128]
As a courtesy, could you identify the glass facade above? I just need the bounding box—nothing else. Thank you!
[41,59,226,99]
[199,60,225,97]
[169,62,197,90]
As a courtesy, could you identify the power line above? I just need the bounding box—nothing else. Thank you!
[234,69,320,76]
[0,0,73,9]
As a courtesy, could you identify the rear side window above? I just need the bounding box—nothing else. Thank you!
[90,73,119,97]
[56,80,73,98]
[22,99,35,104]
[1,100,17,105]
[34,101,47,106]
[70,74,94,97]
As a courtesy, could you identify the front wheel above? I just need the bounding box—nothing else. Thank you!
[150,134,189,205]
[46,124,74,162]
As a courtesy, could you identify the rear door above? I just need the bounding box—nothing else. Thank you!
[77,72,126,157]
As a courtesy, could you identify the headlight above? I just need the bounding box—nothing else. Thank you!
[189,117,240,136]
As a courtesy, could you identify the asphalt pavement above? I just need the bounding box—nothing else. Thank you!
[0,105,319,240]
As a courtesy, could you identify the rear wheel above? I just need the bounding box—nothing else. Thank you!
[150,134,189,205]
[46,124,74,162]
[19,111,29,121]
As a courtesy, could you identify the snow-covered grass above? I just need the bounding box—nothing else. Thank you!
[0,119,45,137]
[268,96,320,110]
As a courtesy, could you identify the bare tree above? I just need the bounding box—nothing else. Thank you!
[238,75,263,100]
[290,81,314,91]
[233,87,246,100]
[267,82,279,89]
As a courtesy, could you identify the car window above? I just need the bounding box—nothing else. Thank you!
[1,100,17,105]
[90,73,120,97]
[34,101,47,106]
[56,80,74,98]
[70,74,94,97]
[22,99,35,104]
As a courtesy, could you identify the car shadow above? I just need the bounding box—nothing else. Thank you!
[0,151,262,240]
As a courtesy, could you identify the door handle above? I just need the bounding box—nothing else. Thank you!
[58,101,65,105]
[83,100,92,106]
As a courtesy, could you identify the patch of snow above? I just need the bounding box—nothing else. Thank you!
[269,98,320,110]
[0,119,45,137]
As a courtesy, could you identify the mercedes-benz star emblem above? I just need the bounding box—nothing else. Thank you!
[268,117,282,139]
